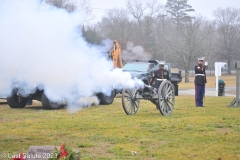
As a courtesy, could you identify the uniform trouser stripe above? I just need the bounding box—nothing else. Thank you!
[195,84,198,106]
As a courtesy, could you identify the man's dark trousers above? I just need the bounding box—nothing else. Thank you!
[195,84,205,106]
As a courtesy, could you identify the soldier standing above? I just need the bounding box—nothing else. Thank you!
[195,57,208,107]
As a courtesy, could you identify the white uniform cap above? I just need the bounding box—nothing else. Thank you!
[197,57,205,61]
[159,61,166,66]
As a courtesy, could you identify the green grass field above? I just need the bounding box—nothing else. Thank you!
[179,74,236,89]
[0,75,239,159]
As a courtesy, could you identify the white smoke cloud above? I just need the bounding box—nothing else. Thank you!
[0,0,143,112]
[122,42,152,62]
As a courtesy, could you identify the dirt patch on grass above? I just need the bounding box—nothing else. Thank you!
[217,128,231,135]
[80,142,115,158]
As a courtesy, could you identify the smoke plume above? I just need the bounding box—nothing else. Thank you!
[0,0,143,112]
[122,42,152,62]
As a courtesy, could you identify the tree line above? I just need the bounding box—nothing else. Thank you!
[47,0,240,82]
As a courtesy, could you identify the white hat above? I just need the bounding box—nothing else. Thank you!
[197,57,205,61]
[159,61,165,66]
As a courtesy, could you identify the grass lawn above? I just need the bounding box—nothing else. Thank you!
[1,98,240,160]
[0,75,240,159]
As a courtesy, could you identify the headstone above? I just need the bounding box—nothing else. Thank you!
[25,146,56,160]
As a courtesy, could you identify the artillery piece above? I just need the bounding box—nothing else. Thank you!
[121,79,175,116]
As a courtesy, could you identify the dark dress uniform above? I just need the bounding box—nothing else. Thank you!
[150,67,170,109]
[194,64,207,106]
[151,69,170,88]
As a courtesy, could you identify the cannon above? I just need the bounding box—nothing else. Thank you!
[121,79,175,116]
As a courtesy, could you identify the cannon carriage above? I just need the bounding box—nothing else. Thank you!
[121,79,175,116]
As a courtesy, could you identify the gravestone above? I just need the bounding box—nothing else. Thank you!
[25,146,55,160]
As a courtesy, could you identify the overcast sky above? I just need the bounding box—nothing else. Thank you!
[90,0,240,22]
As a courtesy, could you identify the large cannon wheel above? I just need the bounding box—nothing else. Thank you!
[158,80,175,116]
[122,88,140,115]
[7,93,28,108]
[41,93,62,110]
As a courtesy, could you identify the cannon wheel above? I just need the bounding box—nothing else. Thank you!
[97,90,115,105]
[7,94,28,108]
[41,93,62,110]
[158,80,175,116]
[122,88,139,115]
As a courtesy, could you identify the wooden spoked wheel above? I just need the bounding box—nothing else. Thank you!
[158,80,175,116]
[122,88,140,115]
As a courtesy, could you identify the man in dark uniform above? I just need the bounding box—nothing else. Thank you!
[150,62,170,84]
[149,61,170,109]
[195,57,208,107]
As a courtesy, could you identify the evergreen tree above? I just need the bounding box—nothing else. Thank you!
[82,25,102,45]
[165,0,195,25]
[143,16,155,52]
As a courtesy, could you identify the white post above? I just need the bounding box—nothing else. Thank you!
[237,69,240,106]
[215,62,221,96]
[216,75,218,97]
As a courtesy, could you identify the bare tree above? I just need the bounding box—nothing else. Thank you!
[125,0,167,57]
[153,15,171,61]
[97,9,135,48]
[126,0,146,30]
[77,0,93,22]
[45,0,93,22]
[214,7,240,74]
[166,17,214,82]
[146,0,165,20]
[46,0,77,12]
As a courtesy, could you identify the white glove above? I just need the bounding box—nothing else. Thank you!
[204,61,208,66]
